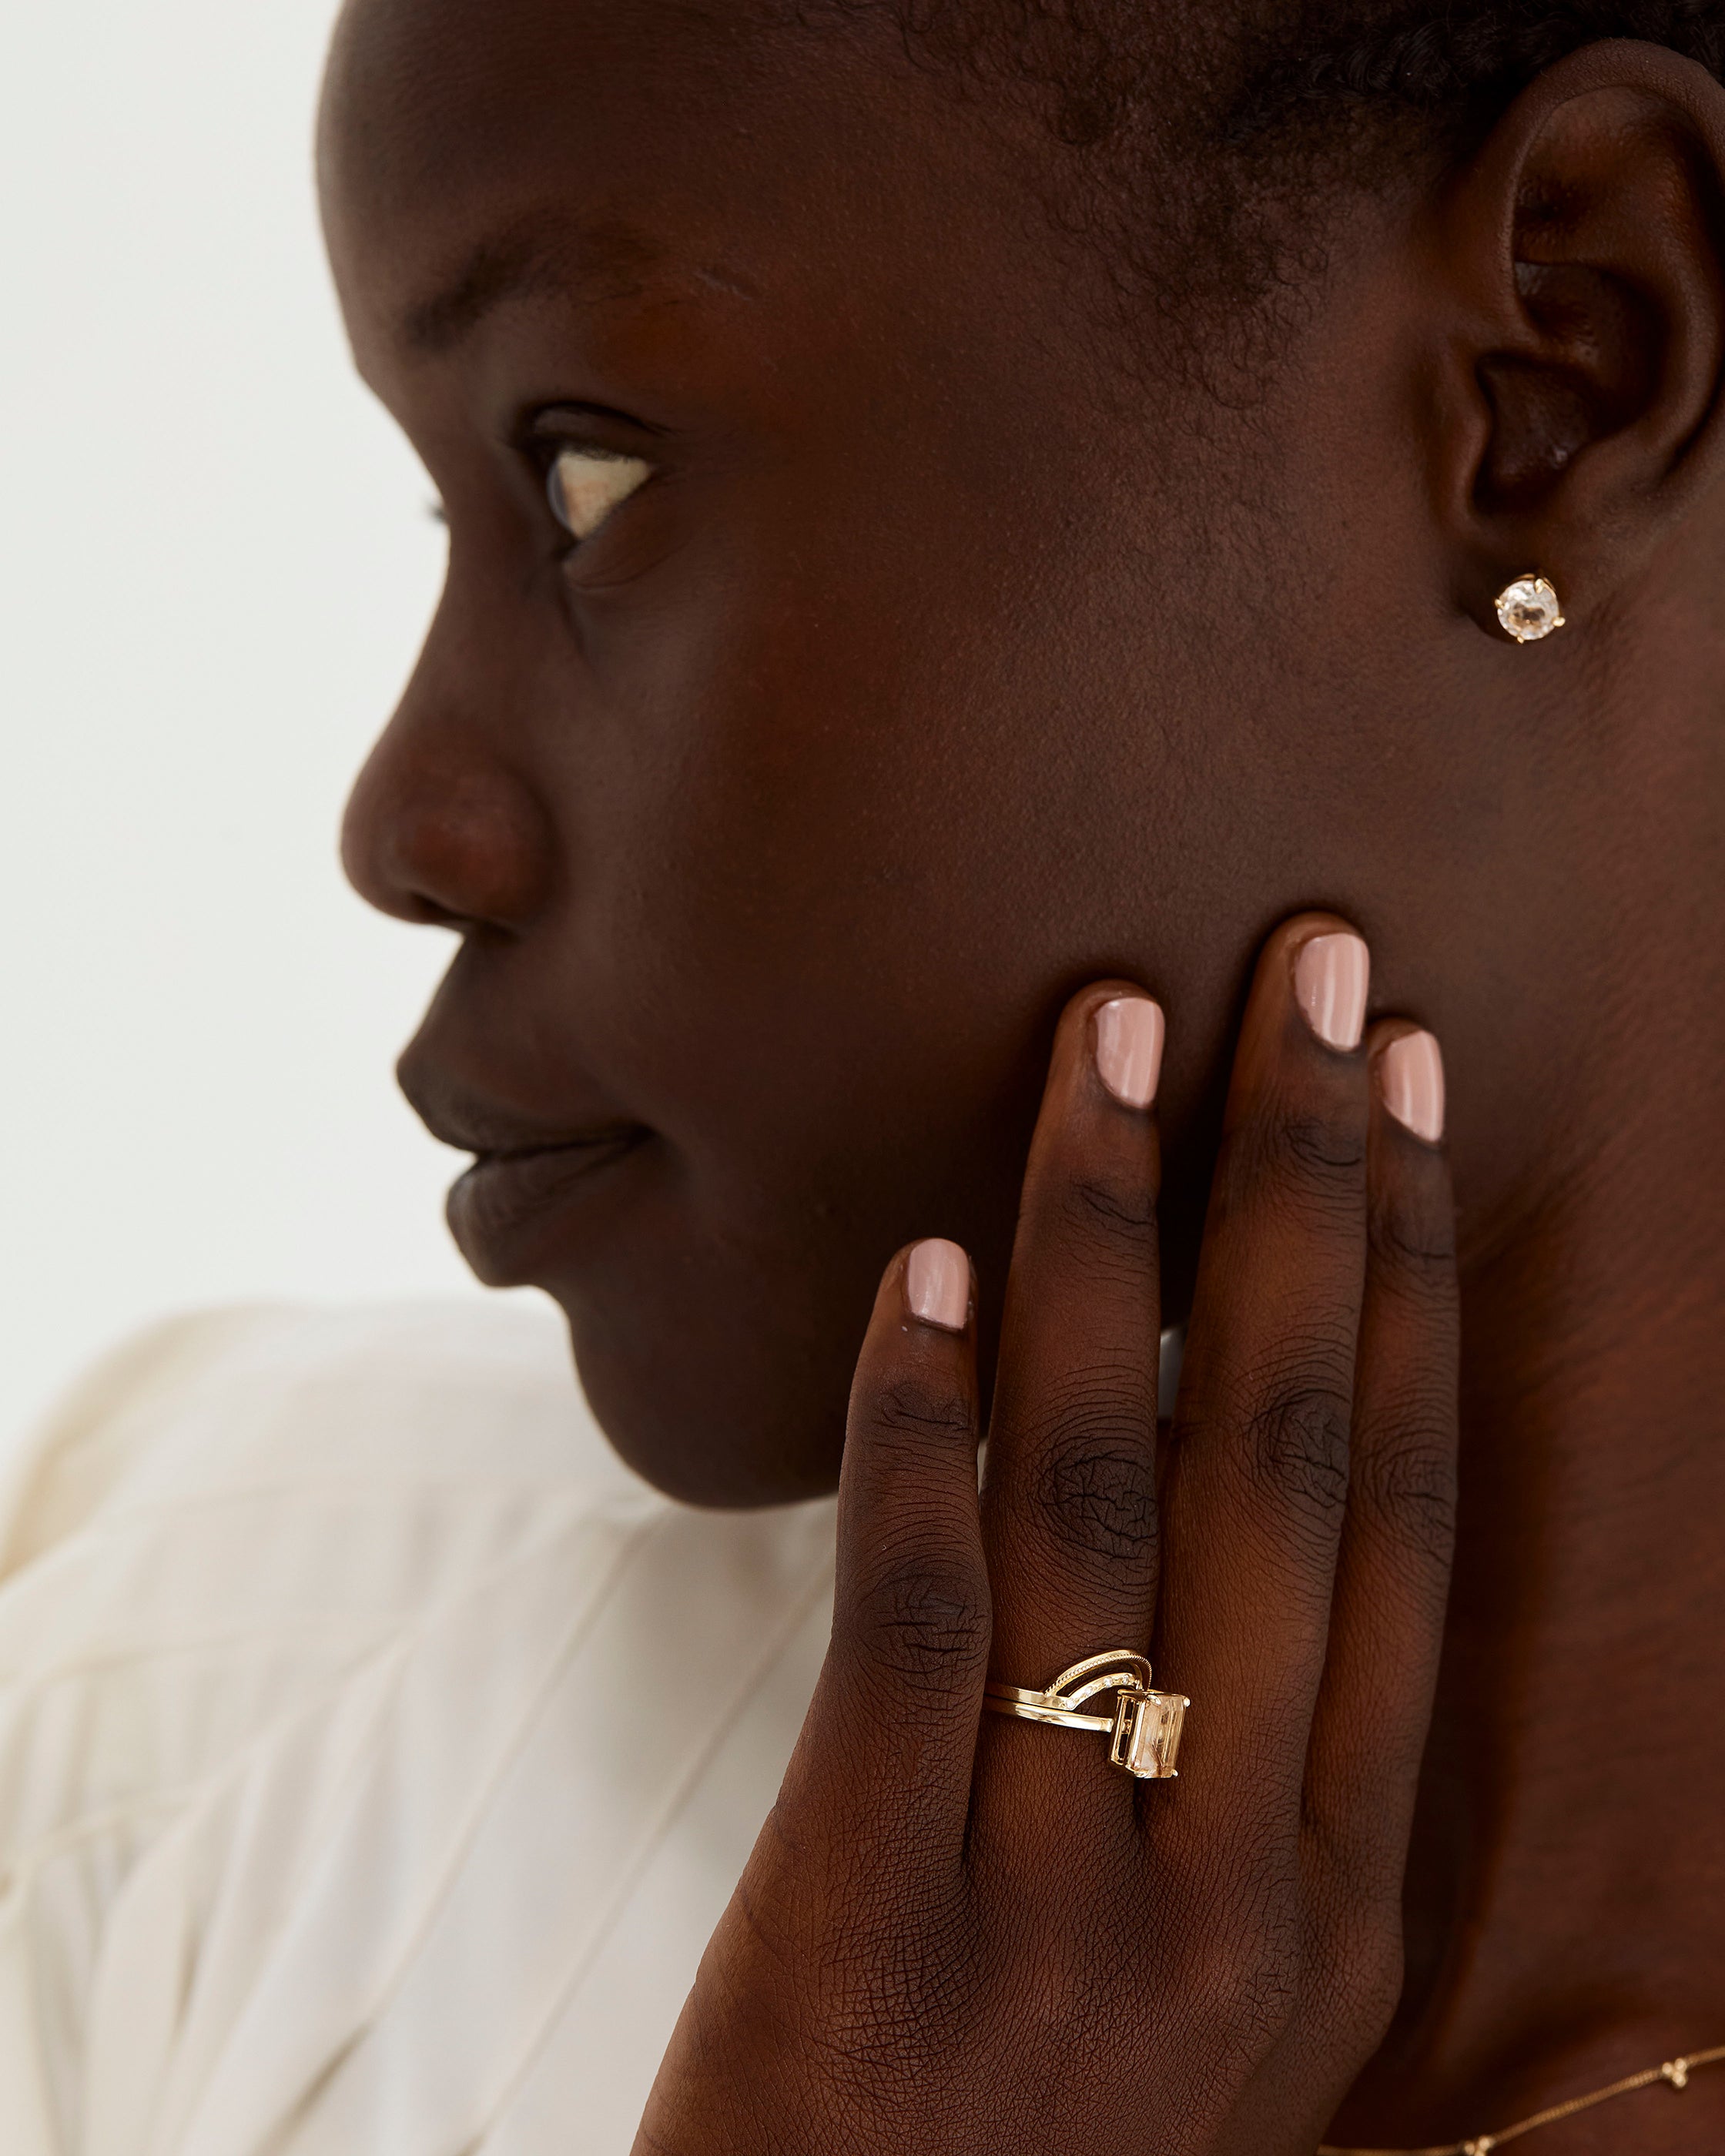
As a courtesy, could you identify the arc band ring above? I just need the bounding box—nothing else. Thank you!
[983,1651,1190,1780]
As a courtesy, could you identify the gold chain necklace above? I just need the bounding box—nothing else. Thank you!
[1319,2041,1725,2155]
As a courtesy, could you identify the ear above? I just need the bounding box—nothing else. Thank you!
[1427,39,1725,636]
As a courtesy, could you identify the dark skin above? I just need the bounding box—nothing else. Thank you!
[323,3,1725,2145]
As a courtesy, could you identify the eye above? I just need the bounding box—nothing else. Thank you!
[546,446,651,543]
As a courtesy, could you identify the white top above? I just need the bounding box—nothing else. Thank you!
[0,1301,836,2156]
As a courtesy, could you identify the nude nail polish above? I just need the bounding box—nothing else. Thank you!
[906,1239,970,1332]
[1094,996,1166,1110]
[1294,932,1369,1052]
[1378,1029,1445,1143]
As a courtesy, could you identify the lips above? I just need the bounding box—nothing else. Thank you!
[398,1050,649,1283]
[449,1130,647,1279]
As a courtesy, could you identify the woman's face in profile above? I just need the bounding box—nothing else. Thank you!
[321,0,1512,1502]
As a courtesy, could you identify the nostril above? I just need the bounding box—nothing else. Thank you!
[342,744,556,933]
[396,888,474,931]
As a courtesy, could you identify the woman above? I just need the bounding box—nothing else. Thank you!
[4,0,1722,2149]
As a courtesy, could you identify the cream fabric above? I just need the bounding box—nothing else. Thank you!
[0,1301,836,2156]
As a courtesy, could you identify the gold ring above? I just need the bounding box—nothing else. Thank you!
[983,1649,1189,1780]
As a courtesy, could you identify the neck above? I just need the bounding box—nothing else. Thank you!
[1338,936,1725,2148]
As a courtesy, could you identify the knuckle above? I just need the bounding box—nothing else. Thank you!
[1029,1398,1159,1565]
[846,1552,990,1699]
[1060,1172,1159,1274]
[1279,1110,1366,1182]
[1352,1417,1458,1565]
[1225,1106,1367,1214]
[869,1374,976,1455]
[1240,1372,1352,1525]
[1368,1194,1459,1287]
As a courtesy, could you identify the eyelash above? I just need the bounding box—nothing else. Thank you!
[420,420,658,552]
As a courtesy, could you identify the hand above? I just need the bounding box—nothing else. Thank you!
[636,914,1459,2156]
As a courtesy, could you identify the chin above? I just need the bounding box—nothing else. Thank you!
[526,1118,1213,1509]
[487,1052,1219,1508]
[561,1295,853,1509]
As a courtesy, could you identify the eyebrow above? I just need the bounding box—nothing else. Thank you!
[400,216,671,357]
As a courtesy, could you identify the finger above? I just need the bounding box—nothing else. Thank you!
[1154,916,1373,1821]
[980,985,1165,1686]
[1303,1023,1459,1886]
[785,1239,990,1874]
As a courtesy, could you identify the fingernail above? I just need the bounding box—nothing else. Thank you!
[1094,996,1166,1110]
[1294,932,1370,1052]
[906,1239,970,1332]
[1378,1029,1445,1143]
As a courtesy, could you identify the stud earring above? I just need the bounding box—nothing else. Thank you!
[1495,574,1566,643]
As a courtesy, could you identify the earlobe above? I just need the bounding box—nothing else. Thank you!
[1431,40,1725,634]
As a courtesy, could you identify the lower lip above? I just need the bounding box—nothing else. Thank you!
[448,1131,646,1281]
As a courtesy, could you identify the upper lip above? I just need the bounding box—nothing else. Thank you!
[398,1055,644,1163]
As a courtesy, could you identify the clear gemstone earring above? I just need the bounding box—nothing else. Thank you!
[1495,574,1566,643]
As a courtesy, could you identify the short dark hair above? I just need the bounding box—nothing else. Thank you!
[1228,1,1725,154]
[822,0,1725,363]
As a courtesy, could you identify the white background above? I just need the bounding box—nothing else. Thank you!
[1,1,518,1451]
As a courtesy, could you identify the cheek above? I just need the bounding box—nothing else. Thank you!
[521,444,1284,1495]
[545,986,1039,1506]
[592,681,1037,1277]
[576,487,1124,1064]
[529,567,1065,1496]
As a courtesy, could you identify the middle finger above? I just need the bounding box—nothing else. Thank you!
[1154,914,1374,1816]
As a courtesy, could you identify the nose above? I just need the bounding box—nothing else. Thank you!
[341,634,556,934]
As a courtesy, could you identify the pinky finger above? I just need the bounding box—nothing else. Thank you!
[1303,1024,1459,1890]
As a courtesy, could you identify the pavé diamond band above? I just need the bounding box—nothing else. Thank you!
[983,1650,1189,1780]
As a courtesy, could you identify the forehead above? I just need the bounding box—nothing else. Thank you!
[318,0,1047,375]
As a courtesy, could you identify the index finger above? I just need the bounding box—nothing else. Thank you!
[780,1240,990,1878]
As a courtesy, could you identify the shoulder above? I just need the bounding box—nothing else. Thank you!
[0,1297,665,1823]
[0,1294,641,1573]
[0,1303,836,2153]
[0,1297,669,1898]
[0,1296,669,1727]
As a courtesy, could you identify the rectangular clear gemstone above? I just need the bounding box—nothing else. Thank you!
[1111,1690,1187,1778]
